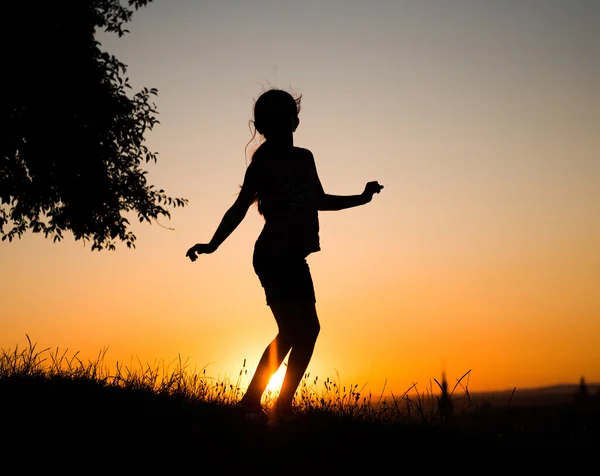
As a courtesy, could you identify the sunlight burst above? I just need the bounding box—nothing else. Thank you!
[265,364,287,394]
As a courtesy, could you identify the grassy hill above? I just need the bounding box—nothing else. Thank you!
[1,340,598,474]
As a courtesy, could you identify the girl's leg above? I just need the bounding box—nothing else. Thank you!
[240,300,320,407]
[272,301,320,412]
[240,329,294,404]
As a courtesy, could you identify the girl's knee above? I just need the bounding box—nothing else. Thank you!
[298,319,319,344]
[272,300,320,342]
[278,319,319,345]
[309,320,320,340]
[305,305,320,339]
[276,330,296,349]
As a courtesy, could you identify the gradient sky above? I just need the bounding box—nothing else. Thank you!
[2,0,599,394]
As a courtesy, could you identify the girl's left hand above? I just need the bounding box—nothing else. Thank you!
[362,181,384,202]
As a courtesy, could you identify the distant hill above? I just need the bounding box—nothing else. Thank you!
[376,382,600,409]
[472,382,600,407]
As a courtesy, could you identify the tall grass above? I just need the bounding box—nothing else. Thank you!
[3,338,597,474]
[0,336,481,425]
[3,334,598,476]
[0,335,249,405]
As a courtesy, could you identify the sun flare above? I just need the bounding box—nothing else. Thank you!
[265,364,287,394]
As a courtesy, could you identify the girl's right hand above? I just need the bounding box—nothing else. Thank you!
[186,243,215,262]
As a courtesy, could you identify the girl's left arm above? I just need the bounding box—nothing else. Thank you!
[310,152,383,211]
[317,182,383,211]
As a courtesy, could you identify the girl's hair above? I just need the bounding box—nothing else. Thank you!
[244,89,302,165]
[243,88,302,214]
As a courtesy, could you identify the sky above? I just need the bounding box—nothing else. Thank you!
[2,0,599,395]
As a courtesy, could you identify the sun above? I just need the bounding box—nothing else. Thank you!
[265,364,287,394]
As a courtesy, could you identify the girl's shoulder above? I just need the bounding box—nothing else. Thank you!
[293,147,316,164]
[293,146,313,157]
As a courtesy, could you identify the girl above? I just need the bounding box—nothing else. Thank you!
[186,89,383,422]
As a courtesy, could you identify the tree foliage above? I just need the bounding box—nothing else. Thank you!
[1,0,187,250]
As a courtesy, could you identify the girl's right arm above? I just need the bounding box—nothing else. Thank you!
[186,164,257,262]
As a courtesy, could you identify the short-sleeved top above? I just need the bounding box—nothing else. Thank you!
[250,146,321,258]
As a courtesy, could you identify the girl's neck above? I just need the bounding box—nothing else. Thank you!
[266,134,294,149]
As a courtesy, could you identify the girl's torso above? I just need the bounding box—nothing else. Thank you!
[252,146,320,258]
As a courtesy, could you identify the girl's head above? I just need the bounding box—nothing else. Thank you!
[252,89,302,141]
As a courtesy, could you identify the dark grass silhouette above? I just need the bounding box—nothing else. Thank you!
[1,338,598,474]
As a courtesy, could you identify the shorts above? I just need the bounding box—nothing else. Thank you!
[253,253,316,306]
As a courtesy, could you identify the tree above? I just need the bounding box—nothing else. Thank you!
[1,0,187,251]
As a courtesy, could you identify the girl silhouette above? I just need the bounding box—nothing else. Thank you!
[186,89,383,422]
